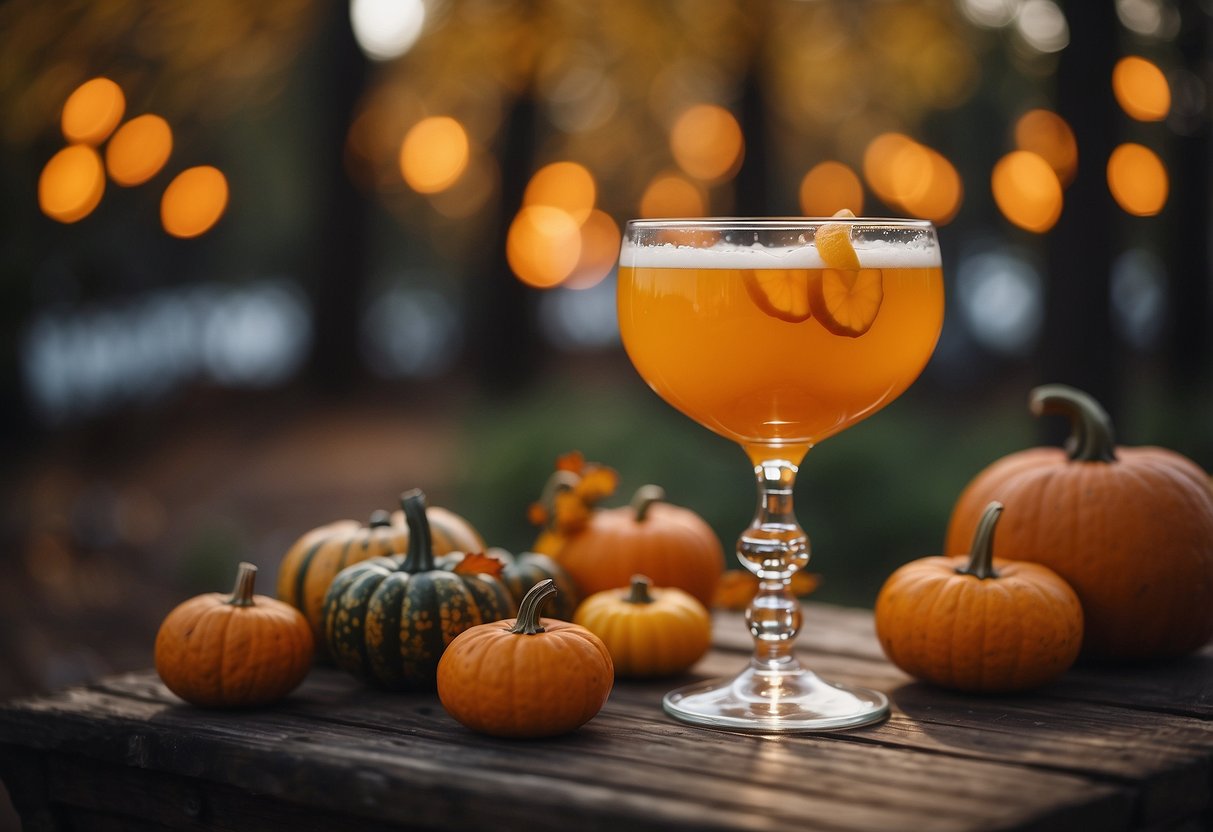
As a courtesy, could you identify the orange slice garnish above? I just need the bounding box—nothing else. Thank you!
[810,209,882,337]
[742,269,813,322]
[810,268,884,337]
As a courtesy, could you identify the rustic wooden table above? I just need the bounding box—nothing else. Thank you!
[1,603,1210,832]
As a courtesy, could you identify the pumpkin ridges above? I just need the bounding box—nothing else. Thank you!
[368,572,406,687]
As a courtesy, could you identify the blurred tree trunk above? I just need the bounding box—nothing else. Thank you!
[467,91,542,395]
[736,68,768,215]
[305,4,369,394]
[1164,1,1212,391]
[1041,2,1121,425]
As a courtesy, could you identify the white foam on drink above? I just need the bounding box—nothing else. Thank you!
[621,238,941,269]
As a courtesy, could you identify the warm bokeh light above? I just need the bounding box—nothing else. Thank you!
[669,104,744,183]
[862,134,962,223]
[991,151,1063,233]
[903,150,963,224]
[38,145,105,223]
[61,77,125,145]
[1014,110,1078,185]
[566,209,621,290]
[105,115,173,187]
[799,161,864,217]
[400,116,469,194]
[506,205,582,288]
[863,133,921,207]
[638,172,707,218]
[1112,56,1171,122]
[1107,143,1168,216]
[161,166,229,238]
[428,153,498,220]
[523,162,596,223]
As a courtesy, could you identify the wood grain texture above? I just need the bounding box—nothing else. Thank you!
[0,603,1209,832]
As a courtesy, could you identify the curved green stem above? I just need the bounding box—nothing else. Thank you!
[368,509,393,528]
[956,502,1003,580]
[631,485,666,522]
[625,575,654,604]
[399,489,435,573]
[1029,384,1117,463]
[227,562,258,607]
[509,579,556,634]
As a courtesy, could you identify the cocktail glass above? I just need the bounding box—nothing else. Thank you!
[617,217,943,732]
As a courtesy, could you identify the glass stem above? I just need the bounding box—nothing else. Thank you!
[738,458,809,673]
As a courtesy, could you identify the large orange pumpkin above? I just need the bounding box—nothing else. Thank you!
[945,385,1213,660]
[556,485,725,607]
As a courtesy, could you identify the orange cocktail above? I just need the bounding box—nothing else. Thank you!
[617,218,943,733]
[618,252,942,463]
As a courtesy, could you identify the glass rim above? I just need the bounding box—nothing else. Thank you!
[624,216,936,231]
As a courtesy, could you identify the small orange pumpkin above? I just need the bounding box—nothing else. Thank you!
[156,562,314,707]
[945,384,1213,660]
[437,580,614,738]
[574,575,711,677]
[876,502,1083,693]
[556,485,725,607]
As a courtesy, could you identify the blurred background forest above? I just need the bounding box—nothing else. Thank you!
[0,0,1210,700]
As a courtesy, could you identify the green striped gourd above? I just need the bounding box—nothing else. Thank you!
[322,489,511,690]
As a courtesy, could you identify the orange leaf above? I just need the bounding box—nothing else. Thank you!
[552,490,591,532]
[452,552,505,578]
[527,502,549,527]
[574,464,619,504]
[555,450,585,474]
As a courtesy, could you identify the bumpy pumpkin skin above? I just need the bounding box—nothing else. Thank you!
[437,582,614,738]
[278,505,485,658]
[574,577,711,677]
[323,491,511,690]
[156,563,314,708]
[557,486,725,607]
[945,398,1213,661]
[875,554,1083,693]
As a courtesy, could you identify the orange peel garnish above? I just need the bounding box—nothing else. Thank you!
[814,209,861,271]
[742,269,813,322]
[810,209,883,337]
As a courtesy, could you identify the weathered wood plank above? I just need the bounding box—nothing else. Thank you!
[0,671,1131,832]
[714,607,1213,718]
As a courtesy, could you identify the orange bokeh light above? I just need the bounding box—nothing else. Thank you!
[1014,110,1078,185]
[991,151,1063,233]
[106,115,173,186]
[39,144,106,223]
[566,209,621,290]
[1107,143,1168,216]
[523,161,596,224]
[506,205,582,288]
[1112,56,1171,122]
[61,77,125,145]
[670,104,744,184]
[799,161,864,217]
[862,133,962,224]
[400,116,469,194]
[161,166,229,238]
[638,172,706,218]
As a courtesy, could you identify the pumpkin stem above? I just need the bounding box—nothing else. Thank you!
[399,489,435,573]
[368,509,393,528]
[957,502,1003,580]
[227,562,258,607]
[625,574,654,604]
[631,485,666,522]
[509,579,556,635]
[1029,384,1117,463]
[536,470,580,521]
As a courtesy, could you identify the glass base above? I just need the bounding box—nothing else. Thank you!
[663,662,889,733]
